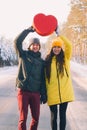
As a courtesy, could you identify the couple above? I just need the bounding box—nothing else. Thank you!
[14,26,75,130]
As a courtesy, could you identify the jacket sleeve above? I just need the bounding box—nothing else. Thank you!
[40,62,47,104]
[60,36,72,60]
[14,29,31,57]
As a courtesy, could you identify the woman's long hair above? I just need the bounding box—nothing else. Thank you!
[45,48,65,83]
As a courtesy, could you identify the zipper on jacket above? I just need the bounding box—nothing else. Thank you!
[56,65,62,103]
[65,67,69,77]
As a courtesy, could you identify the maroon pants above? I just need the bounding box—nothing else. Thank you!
[17,89,40,130]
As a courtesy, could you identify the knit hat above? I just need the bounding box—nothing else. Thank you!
[52,37,64,48]
[28,38,41,50]
[30,38,40,44]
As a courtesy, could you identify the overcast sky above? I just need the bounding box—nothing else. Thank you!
[0,0,71,40]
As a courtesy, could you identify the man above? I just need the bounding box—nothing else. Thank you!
[14,26,47,130]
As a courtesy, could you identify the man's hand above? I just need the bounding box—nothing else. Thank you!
[40,94,47,104]
[28,26,36,32]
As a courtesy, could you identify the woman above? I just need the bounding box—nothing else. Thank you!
[45,36,75,130]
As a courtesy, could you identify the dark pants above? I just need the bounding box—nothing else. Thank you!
[49,102,68,130]
[17,89,40,130]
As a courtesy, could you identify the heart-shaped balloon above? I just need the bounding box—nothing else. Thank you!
[33,13,58,36]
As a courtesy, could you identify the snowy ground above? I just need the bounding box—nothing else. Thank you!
[0,61,87,130]
[70,61,87,91]
[70,61,87,77]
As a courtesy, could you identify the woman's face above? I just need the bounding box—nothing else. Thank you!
[52,46,62,55]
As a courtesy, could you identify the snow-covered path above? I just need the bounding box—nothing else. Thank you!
[70,61,87,91]
[0,61,87,130]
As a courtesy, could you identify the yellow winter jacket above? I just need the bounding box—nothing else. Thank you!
[46,36,75,106]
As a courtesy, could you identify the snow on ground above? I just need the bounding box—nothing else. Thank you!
[70,61,87,77]
[0,66,18,82]
[0,66,17,75]
[70,61,87,91]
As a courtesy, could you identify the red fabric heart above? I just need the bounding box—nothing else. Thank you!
[33,13,58,36]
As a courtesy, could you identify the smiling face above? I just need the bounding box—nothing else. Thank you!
[28,38,41,52]
[30,43,40,52]
[52,46,62,55]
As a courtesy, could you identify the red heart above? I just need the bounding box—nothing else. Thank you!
[33,13,58,36]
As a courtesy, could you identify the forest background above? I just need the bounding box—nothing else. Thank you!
[0,0,87,67]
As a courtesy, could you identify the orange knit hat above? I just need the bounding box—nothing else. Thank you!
[52,37,64,48]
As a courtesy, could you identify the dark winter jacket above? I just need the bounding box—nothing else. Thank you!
[14,29,47,102]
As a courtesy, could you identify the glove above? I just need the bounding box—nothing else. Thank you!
[28,26,36,33]
[40,94,47,104]
[55,26,59,36]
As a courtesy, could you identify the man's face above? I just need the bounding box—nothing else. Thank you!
[30,43,40,52]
